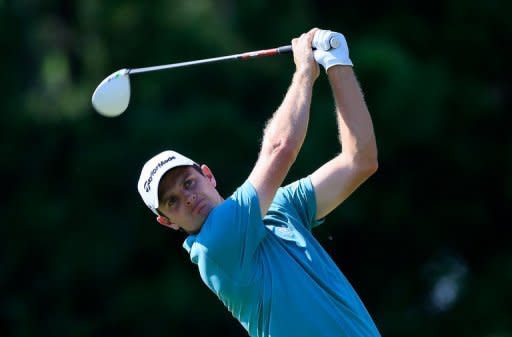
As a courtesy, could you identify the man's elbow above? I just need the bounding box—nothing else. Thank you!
[262,139,299,164]
[274,141,300,163]
[354,154,378,179]
[364,158,379,176]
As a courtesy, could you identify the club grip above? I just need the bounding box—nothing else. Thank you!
[276,38,339,54]
[276,45,293,54]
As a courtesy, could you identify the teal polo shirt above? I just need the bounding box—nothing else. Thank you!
[183,177,380,337]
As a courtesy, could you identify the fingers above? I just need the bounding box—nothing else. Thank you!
[291,32,311,53]
[308,27,319,36]
[291,33,307,60]
[291,30,320,80]
[291,33,306,49]
[291,28,319,50]
[306,27,319,44]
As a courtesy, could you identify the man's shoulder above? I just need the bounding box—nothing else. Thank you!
[230,179,256,197]
[273,177,314,203]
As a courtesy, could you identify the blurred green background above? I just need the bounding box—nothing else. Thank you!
[1,0,511,336]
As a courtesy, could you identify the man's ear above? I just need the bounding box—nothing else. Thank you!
[201,164,216,187]
[156,215,180,231]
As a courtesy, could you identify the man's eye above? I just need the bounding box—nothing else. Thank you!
[184,179,193,188]
[167,197,177,207]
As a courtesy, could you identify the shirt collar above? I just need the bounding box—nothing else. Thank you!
[182,235,196,253]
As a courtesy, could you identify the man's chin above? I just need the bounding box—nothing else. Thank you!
[186,206,214,234]
[187,216,208,235]
[186,228,201,235]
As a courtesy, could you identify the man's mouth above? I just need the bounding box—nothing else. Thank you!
[193,199,207,215]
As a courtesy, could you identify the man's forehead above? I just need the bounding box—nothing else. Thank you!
[158,166,194,196]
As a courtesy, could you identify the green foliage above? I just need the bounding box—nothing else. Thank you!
[1,0,511,336]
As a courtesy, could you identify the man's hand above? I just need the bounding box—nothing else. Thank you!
[292,28,320,81]
[313,30,353,71]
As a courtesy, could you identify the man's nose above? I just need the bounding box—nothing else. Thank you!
[185,192,197,206]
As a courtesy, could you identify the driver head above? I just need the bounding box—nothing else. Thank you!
[91,68,131,117]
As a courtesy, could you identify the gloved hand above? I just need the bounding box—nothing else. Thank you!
[312,30,353,71]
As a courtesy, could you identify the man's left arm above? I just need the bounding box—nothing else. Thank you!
[311,60,378,220]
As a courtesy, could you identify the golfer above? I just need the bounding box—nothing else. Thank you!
[138,28,380,337]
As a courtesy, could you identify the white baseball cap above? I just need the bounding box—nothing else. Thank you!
[137,150,197,215]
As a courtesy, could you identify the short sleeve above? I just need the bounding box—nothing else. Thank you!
[271,177,324,231]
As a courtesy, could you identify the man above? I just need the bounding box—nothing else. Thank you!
[137,28,380,337]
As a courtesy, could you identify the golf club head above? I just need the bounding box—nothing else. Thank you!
[92,69,131,117]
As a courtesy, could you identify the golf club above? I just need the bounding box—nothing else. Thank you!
[92,38,340,117]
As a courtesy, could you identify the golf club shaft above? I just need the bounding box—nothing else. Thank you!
[128,45,292,75]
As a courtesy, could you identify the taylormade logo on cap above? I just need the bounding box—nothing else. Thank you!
[143,155,176,192]
[137,150,196,215]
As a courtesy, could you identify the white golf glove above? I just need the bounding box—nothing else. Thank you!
[312,30,353,71]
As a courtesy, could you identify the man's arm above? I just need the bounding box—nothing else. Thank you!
[248,29,319,216]
[311,65,378,220]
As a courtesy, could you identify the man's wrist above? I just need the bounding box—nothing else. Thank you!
[326,65,353,77]
[293,69,316,85]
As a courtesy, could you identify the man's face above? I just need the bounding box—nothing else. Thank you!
[156,165,222,233]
